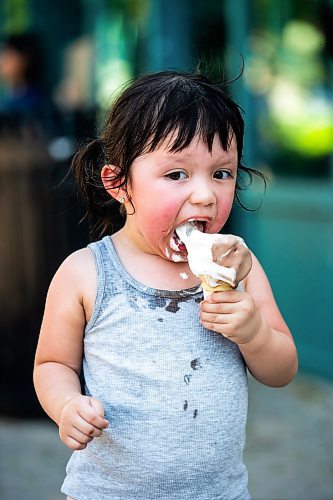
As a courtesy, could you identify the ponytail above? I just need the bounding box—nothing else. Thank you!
[70,138,125,240]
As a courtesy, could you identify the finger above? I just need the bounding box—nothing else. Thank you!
[200,318,230,336]
[206,290,243,303]
[200,301,235,315]
[74,416,104,438]
[59,426,91,449]
[78,408,108,430]
[63,435,88,451]
[200,311,233,326]
[78,398,109,430]
[70,426,95,443]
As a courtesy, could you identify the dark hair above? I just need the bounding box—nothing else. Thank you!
[2,33,43,86]
[72,70,265,238]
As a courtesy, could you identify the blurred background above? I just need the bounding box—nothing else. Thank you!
[0,0,332,499]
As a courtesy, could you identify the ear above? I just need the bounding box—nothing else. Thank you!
[101,164,127,201]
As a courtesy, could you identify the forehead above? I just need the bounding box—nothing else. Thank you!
[139,132,238,162]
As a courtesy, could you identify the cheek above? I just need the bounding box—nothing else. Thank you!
[214,192,235,229]
[138,197,179,237]
[151,200,180,233]
[221,200,233,218]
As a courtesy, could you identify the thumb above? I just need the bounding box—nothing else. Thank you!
[89,397,108,427]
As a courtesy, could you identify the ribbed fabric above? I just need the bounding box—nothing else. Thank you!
[61,236,250,500]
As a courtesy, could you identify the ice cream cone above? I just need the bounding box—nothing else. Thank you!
[175,223,252,299]
[199,274,234,298]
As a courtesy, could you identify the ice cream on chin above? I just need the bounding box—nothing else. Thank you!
[175,222,252,295]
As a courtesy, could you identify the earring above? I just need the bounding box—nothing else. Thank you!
[119,197,125,203]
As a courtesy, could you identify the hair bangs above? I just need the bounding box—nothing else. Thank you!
[143,83,241,157]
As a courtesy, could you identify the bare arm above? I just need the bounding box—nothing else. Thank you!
[239,253,297,386]
[33,249,108,449]
[200,253,298,387]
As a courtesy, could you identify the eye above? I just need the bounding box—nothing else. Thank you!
[165,171,188,181]
[213,169,232,180]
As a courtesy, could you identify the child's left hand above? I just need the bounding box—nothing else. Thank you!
[200,290,262,345]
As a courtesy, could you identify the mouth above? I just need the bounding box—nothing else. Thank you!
[170,219,207,253]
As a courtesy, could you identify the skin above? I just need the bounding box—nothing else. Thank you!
[0,48,27,88]
[34,133,297,451]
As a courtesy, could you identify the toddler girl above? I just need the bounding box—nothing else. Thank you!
[34,70,297,500]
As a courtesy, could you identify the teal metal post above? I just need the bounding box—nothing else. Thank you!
[222,0,256,167]
[144,0,193,72]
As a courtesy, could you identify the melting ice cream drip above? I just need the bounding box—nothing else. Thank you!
[172,253,187,263]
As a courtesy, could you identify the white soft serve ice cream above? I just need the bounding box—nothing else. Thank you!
[175,222,252,291]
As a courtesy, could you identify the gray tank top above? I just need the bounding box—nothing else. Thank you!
[61,236,250,500]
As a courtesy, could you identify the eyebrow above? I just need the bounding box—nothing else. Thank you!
[166,150,237,160]
[163,155,238,170]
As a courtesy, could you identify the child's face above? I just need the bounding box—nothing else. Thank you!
[123,133,238,262]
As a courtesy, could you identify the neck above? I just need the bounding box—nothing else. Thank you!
[111,230,200,290]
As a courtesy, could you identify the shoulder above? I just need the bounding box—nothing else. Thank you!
[49,247,97,323]
[53,247,96,290]
[37,248,97,370]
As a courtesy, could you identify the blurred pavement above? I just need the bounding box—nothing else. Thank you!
[1,372,333,500]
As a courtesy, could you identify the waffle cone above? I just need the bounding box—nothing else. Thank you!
[199,274,234,293]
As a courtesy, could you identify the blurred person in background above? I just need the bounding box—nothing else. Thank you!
[0,32,45,121]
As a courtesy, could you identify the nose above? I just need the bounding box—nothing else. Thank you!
[189,179,216,206]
